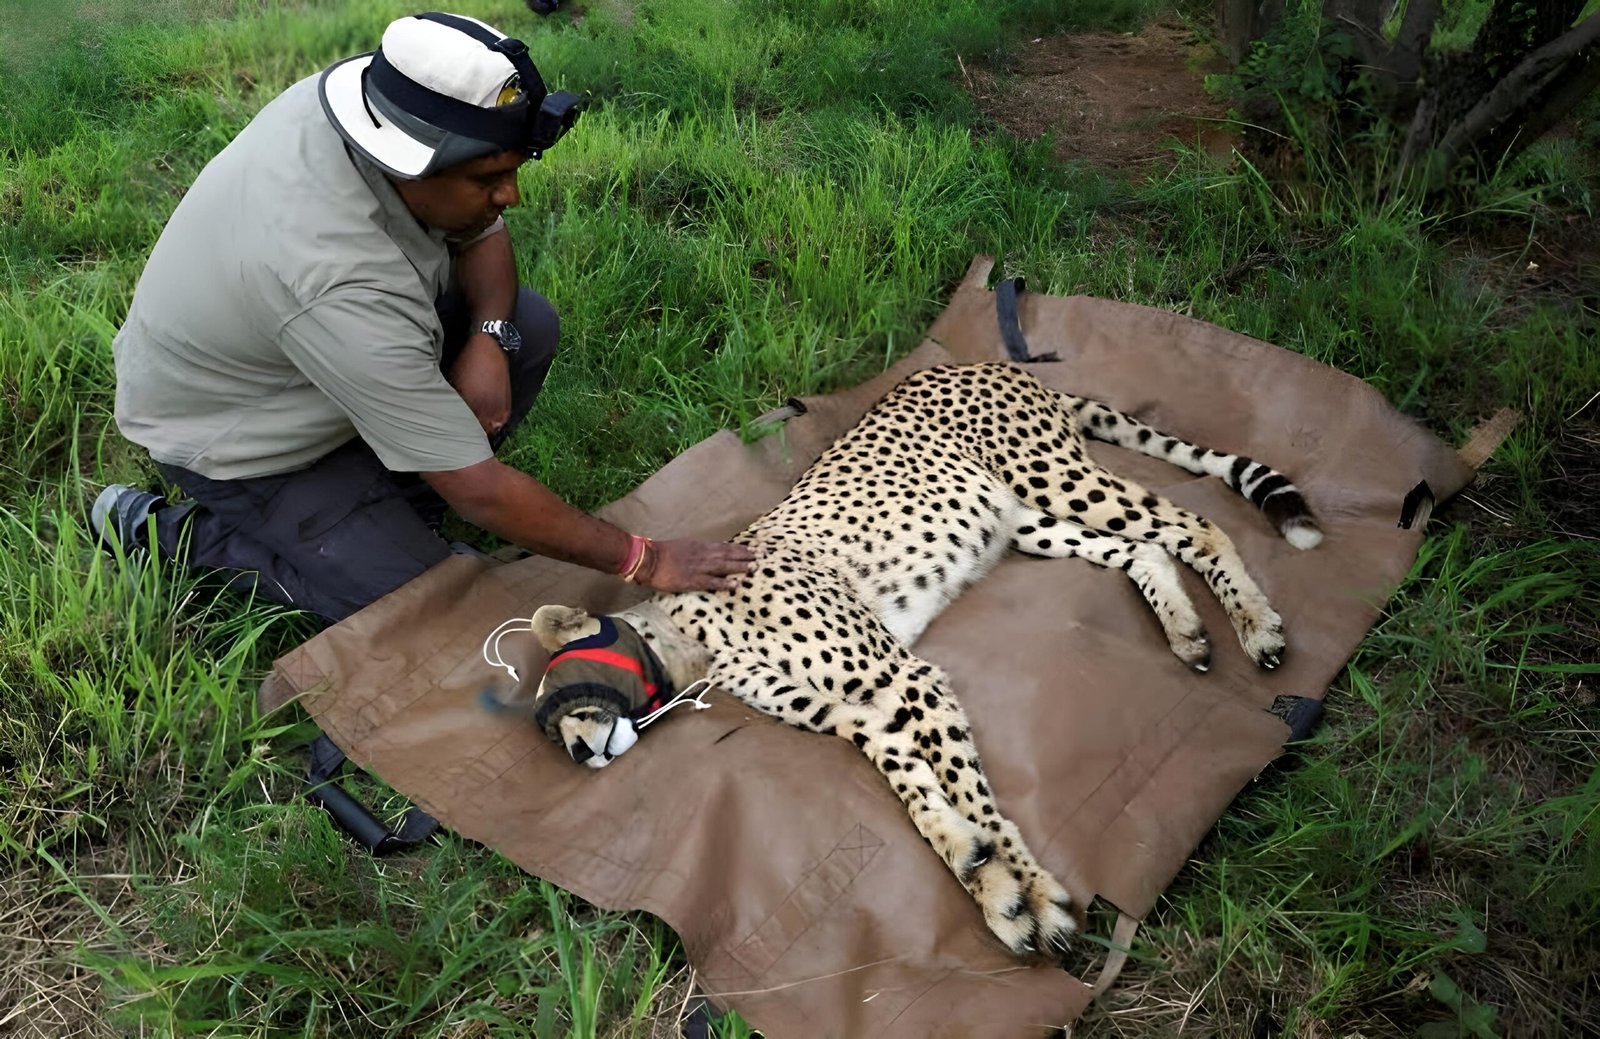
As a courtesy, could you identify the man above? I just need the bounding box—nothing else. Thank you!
[97,11,754,623]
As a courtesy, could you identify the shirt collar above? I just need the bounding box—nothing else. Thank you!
[346,145,451,265]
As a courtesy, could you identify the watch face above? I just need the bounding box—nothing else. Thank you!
[485,320,522,351]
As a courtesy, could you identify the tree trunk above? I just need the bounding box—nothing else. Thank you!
[1325,0,1391,70]
[1221,0,1600,199]
[1386,0,1441,108]
[1218,0,1287,65]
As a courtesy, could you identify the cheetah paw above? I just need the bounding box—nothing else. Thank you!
[1023,872,1079,955]
[1238,610,1287,669]
[968,858,1035,955]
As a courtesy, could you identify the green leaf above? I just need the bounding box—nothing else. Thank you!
[1450,910,1487,955]
[1429,971,1465,1012]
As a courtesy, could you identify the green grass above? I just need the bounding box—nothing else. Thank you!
[2,0,1597,1036]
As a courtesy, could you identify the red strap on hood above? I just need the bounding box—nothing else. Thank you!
[546,647,658,696]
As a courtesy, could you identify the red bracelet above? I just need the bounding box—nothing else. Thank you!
[619,533,645,576]
[620,534,654,582]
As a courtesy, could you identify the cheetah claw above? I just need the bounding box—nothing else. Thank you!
[1169,630,1211,672]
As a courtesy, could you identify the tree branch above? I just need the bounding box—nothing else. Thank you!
[1433,11,1600,173]
[1485,43,1600,172]
[1395,88,1440,190]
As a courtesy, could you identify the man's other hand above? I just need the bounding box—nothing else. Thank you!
[643,539,758,593]
[448,333,513,436]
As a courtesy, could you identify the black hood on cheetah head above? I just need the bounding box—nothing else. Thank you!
[531,615,676,766]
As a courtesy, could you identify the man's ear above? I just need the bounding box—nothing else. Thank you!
[531,605,601,651]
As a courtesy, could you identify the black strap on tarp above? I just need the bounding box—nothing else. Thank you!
[1397,480,1435,530]
[1265,694,1324,743]
[305,733,440,855]
[994,277,1059,363]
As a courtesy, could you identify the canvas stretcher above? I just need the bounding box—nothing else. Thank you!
[259,256,1485,1037]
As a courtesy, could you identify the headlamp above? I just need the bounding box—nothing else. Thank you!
[370,12,583,164]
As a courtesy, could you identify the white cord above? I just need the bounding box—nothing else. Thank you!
[483,616,535,683]
[635,678,716,729]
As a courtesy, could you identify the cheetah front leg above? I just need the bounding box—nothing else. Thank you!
[1010,510,1213,671]
[704,655,995,884]
[707,654,1075,957]
[902,666,1081,955]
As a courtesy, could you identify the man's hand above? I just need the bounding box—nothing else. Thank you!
[448,333,512,436]
[639,538,758,593]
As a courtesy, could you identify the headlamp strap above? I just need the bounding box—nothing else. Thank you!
[414,12,549,100]
[364,12,550,152]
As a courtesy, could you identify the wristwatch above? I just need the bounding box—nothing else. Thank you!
[479,319,522,357]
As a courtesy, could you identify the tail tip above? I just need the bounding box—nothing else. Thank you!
[1283,517,1323,550]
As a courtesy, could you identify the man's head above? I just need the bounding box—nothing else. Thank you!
[392,147,523,239]
[319,11,581,228]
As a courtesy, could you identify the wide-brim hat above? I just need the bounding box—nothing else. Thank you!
[319,12,538,179]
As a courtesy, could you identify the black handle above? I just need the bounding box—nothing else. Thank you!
[305,733,440,855]
[994,277,1059,364]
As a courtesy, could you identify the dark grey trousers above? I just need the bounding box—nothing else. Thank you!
[149,286,558,623]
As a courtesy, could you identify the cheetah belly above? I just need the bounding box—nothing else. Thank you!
[777,453,1020,648]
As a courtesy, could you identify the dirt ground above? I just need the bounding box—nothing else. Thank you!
[962,22,1236,174]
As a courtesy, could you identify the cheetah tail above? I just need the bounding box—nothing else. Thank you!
[1074,399,1324,550]
[1259,483,1324,550]
[1192,450,1325,550]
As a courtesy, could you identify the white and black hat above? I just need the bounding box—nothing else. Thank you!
[319,11,581,180]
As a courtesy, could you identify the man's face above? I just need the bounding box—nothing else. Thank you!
[396,149,526,239]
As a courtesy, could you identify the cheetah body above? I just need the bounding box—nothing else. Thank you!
[529,362,1321,957]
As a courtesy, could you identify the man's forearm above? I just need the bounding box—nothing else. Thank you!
[448,227,519,433]
[425,458,630,573]
[456,225,518,326]
[424,458,757,593]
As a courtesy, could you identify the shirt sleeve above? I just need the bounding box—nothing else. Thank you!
[279,291,493,473]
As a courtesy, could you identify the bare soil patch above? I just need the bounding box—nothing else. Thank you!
[962,22,1236,174]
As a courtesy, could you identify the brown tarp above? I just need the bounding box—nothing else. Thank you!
[260,257,1478,1037]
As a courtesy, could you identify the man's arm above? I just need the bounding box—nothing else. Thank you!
[423,457,756,592]
[449,225,518,435]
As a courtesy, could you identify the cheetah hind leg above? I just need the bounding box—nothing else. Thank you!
[1012,511,1212,671]
[1010,441,1288,669]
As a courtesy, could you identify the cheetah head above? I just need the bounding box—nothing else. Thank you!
[528,605,671,769]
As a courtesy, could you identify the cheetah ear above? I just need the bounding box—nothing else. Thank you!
[531,605,602,651]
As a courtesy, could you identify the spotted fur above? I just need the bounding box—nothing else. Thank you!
[529,362,1321,958]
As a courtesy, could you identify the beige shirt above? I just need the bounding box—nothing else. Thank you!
[112,74,494,479]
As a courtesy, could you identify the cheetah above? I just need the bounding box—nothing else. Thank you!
[520,361,1322,957]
